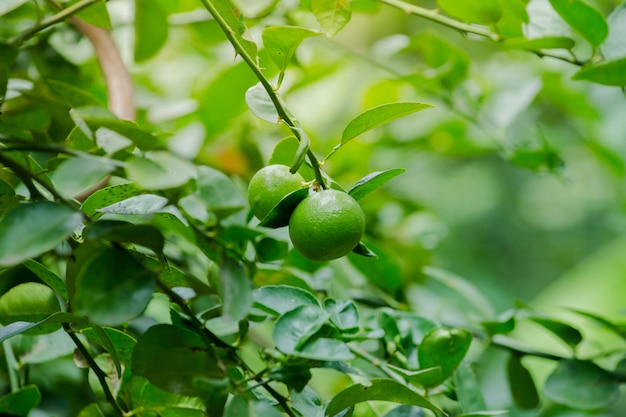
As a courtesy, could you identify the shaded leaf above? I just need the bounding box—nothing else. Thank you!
[437,0,501,24]
[507,354,540,409]
[52,157,115,198]
[24,259,68,300]
[197,166,246,217]
[220,258,253,321]
[342,102,432,144]
[126,152,196,190]
[273,305,327,353]
[262,26,322,72]
[544,359,619,409]
[253,285,320,316]
[0,312,86,343]
[0,385,41,417]
[254,237,289,262]
[258,188,309,228]
[549,0,608,47]
[324,299,359,332]
[417,327,473,387]
[530,317,583,349]
[601,3,626,60]
[0,202,82,267]
[311,0,352,36]
[0,282,61,335]
[351,241,377,258]
[572,56,626,86]
[325,379,443,417]
[348,168,405,201]
[454,362,487,412]
[83,220,165,255]
[134,0,169,61]
[503,36,575,50]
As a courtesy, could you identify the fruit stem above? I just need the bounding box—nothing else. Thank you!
[199,0,327,189]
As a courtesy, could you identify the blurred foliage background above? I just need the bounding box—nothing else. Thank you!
[3,0,626,415]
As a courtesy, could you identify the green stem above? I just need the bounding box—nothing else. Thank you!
[2,338,20,392]
[63,324,126,417]
[380,0,587,66]
[198,0,327,189]
[9,0,102,47]
[348,344,405,384]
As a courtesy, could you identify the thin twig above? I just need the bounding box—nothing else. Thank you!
[2,339,20,392]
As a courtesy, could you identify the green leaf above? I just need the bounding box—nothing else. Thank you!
[348,169,405,201]
[81,182,142,217]
[97,194,169,215]
[437,0,502,24]
[70,106,159,150]
[262,26,322,72]
[549,0,608,47]
[325,379,443,417]
[291,386,324,417]
[0,202,83,267]
[341,102,432,145]
[351,241,377,258]
[324,299,359,332]
[220,258,253,321]
[253,285,320,316]
[601,3,626,60]
[213,0,258,60]
[52,157,115,198]
[197,166,246,217]
[131,324,224,396]
[258,188,309,228]
[254,237,288,262]
[0,385,41,417]
[568,308,626,341]
[529,317,583,349]
[83,220,165,255]
[503,36,576,50]
[507,354,539,409]
[296,337,353,361]
[134,0,169,61]
[75,0,112,29]
[454,362,487,413]
[81,326,136,372]
[245,82,280,123]
[544,359,619,409]
[572,56,626,86]
[126,152,196,190]
[0,312,85,342]
[23,259,68,300]
[46,79,103,107]
[72,247,156,325]
[311,0,352,36]
[0,282,61,335]
[417,327,473,387]
[77,403,106,417]
[273,305,327,352]
[481,311,516,336]
[269,136,301,166]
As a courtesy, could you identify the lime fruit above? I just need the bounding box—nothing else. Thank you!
[289,189,365,261]
[248,164,305,220]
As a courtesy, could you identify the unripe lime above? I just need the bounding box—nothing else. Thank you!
[289,189,365,261]
[248,165,305,220]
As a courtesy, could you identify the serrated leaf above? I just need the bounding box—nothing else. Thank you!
[262,26,321,72]
[0,202,83,267]
[437,0,502,24]
[342,102,432,144]
[507,354,539,409]
[311,0,352,36]
[253,285,320,316]
[549,0,608,46]
[572,56,626,86]
[258,188,309,228]
[134,0,168,61]
[0,385,41,417]
[504,36,575,50]
[325,379,443,417]
[544,359,619,409]
[601,3,626,60]
[348,168,405,201]
[530,317,583,349]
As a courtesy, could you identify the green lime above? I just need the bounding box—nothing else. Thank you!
[289,189,365,261]
[248,164,305,220]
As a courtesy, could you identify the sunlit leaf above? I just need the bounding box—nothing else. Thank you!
[311,0,352,36]
[324,299,359,332]
[601,3,626,60]
[348,168,405,201]
[97,194,169,215]
[212,0,258,59]
[81,183,142,217]
[0,282,61,335]
[52,156,115,198]
[549,0,608,47]
[572,56,626,86]
[0,202,82,267]
[76,0,112,29]
[503,36,575,50]
[126,152,196,190]
[262,26,321,72]
[325,379,443,417]
[245,82,280,123]
[437,0,501,24]
[530,317,583,349]
[544,359,619,409]
[342,102,432,144]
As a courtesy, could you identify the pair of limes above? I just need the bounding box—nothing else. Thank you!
[247,165,364,261]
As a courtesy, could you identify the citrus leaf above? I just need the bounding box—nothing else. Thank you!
[134,0,168,61]
[311,0,352,36]
[51,156,115,198]
[262,26,322,72]
[253,285,320,316]
[23,259,68,300]
[544,359,619,409]
[0,201,83,267]
[324,299,359,332]
[325,379,443,417]
[503,36,575,50]
[197,166,246,217]
[417,327,473,387]
[437,0,502,24]
[572,56,626,86]
[529,317,583,349]
[0,282,61,335]
[568,308,626,341]
[0,385,41,417]
[259,187,309,228]
[351,241,377,258]
[601,3,626,60]
[97,194,169,215]
[0,312,86,343]
[81,182,142,217]
[273,304,327,353]
[549,0,608,47]
[454,362,487,412]
[83,220,165,255]
[220,258,253,322]
[76,0,111,29]
[507,354,540,409]
[212,0,258,59]
[72,247,156,326]
[348,168,406,201]
[245,82,280,123]
[126,152,196,190]
[342,102,432,144]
